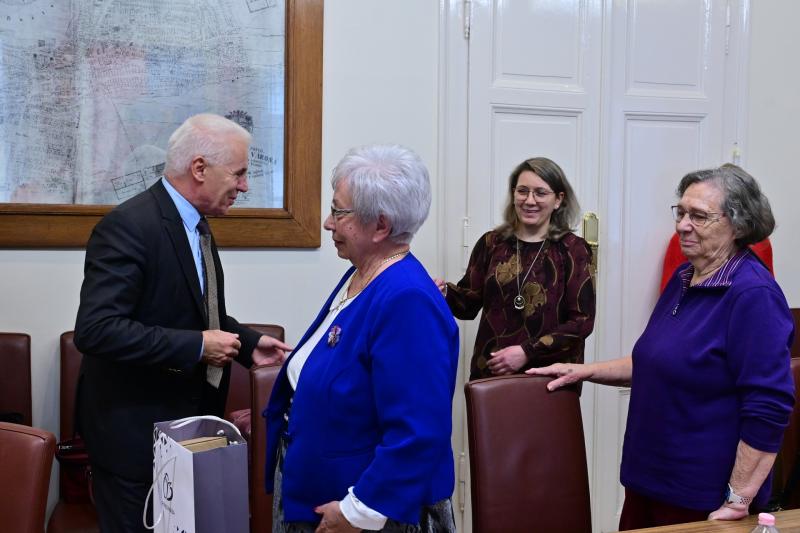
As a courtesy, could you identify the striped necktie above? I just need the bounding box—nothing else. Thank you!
[197,218,223,388]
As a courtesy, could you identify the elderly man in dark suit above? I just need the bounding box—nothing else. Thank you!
[74,113,290,532]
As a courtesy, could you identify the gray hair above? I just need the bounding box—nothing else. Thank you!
[676,163,775,246]
[164,113,252,176]
[497,157,581,241]
[331,144,431,245]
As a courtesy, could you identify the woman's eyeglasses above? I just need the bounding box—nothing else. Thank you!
[671,205,724,227]
[514,187,554,201]
[330,206,354,220]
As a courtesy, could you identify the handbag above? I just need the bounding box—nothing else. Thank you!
[55,435,94,504]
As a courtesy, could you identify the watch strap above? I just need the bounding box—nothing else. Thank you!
[725,483,753,506]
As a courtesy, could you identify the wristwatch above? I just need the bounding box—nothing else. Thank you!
[724,483,753,506]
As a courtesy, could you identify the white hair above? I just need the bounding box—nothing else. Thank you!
[332,144,431,245]
[164,113,252,176]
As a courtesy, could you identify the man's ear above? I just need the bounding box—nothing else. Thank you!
[373,214,392,243]
[190,156,207,183]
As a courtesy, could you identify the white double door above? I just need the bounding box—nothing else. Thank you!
[447,0,749,531]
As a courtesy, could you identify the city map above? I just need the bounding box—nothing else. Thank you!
[0,0,284,207]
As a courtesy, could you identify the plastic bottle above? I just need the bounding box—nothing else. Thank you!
[750,512,779,533]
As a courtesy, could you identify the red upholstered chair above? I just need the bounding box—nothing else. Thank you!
[225,324,284,532]
[771,312,800,510]
[47,332,99,533]
[249,363,282,533]
[0,421,56,533]
[0,332,32,426]
[226,323,285,423]
[465,375,591,533]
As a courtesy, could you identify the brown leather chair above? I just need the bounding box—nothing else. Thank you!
[0,421,56,532]
[0,332,32,426]
[226,323,285,422]
[465,375,591,533]
[47,332,99,533]
[791,308,800,358]
[771,356,800,510]
[249,363,282,533]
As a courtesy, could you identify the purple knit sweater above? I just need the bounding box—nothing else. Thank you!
[620,250,795,511]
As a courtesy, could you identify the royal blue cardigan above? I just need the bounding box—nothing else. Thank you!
[264,254,460,524]
[621,251,795,511]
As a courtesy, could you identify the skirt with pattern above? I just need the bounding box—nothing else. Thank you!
[272,434,457,533]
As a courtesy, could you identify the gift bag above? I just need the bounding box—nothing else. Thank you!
[146,415,249,533]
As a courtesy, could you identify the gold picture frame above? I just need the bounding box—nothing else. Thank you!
[0,0,322,248]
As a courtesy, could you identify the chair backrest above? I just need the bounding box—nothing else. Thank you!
[791,308,800,359]
[773,357,800,509]
[226,324,285,421]
[60,332,83,439]
[249,363,282,533]
[0,421,56,532]
[0,333,32,426]
[465,375,591,533]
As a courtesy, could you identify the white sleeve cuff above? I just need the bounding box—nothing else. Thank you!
[339,487,388,531]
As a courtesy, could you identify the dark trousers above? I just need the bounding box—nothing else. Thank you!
[618,487,713,530]
[91,462,152,533]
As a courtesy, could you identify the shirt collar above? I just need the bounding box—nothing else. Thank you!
[678,248,751,290]
[162,177,202,232]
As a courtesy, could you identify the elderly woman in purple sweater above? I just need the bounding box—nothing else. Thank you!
[529,164,795,530]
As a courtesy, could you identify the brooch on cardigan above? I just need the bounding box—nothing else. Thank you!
[327,325,342,347]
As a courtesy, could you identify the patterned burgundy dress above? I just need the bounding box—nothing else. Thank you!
[446,230,595,380]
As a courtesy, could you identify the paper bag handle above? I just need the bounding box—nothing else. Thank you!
[143,455,175,530]
[168,414,244,440]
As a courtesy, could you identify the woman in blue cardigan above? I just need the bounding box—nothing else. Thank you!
[264,144,460,532]
[530,164,795,530]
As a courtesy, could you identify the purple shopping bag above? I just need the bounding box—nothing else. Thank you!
[147,415,249,533]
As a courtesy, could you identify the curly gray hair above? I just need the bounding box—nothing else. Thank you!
[676,163,775,246]
[331,144,431,245]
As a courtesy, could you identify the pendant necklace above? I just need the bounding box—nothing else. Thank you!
[514,238,546,311]
[331,250,409,313]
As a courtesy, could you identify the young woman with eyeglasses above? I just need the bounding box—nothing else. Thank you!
[434,157,595,380]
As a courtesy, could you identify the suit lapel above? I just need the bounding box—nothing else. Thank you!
[151,180,207,322]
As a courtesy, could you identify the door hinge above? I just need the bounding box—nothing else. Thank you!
[732,141,741,164]
[463,0,472,40]
[724,0,732,55]
[458,451,467,513]
[461,217,470,270]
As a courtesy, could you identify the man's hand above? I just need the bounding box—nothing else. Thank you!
[201,330,240,367]
[432,277,447,296]
[314,501,360,533]
[252,335,292,367]
[487,345,527,375]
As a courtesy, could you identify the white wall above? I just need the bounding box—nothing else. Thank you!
[0,0,441,513]
[746,0,800,306]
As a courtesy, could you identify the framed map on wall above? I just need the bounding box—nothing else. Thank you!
[0,0,321,247]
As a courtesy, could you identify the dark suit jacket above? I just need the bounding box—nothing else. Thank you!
[74,179,261,480]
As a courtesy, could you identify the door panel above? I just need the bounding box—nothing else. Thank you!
[460,0,743,531]
[464,1,602,531]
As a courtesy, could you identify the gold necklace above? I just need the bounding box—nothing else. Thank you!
[514,239,547,311]
[331,250,409,313]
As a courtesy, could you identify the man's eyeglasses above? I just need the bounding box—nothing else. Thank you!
[330,205,355,220]
[514,187,555,201]
[670,205,724,227]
